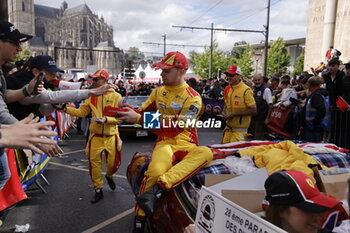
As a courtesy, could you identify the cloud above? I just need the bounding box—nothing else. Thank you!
[32,0,308,56]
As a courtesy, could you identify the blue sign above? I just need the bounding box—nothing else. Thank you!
[143,111,161,129]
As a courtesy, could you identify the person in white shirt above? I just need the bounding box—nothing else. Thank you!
[275,79,297,107]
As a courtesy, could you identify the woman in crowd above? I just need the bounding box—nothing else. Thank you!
[265,170,342,233]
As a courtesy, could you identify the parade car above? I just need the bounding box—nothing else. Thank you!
[127,141,350,233]
[117,96,154,138]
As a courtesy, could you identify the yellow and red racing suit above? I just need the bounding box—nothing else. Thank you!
[222,81,256,143]
[134,82,213,217]
[65,90,122,189]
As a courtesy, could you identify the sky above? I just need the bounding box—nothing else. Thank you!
[33,0,308,57]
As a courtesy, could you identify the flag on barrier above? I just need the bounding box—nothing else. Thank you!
[0,149,27,211]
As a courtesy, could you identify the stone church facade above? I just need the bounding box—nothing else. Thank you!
[305,0,350,69]
[8,0,123,75]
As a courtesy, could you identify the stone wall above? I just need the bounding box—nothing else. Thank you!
[305,0,350,69]
[333,0,350,64]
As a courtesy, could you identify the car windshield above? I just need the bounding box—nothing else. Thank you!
[125,96,149,109]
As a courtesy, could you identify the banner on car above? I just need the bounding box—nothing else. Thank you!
[195,186,286,233]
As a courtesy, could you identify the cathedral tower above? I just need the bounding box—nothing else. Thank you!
[8,0,35,36]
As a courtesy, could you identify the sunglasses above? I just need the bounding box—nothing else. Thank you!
[225,74,236,78]
[92,78,99,82]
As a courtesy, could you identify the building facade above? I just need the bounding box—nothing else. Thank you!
[250,38,305,75]
[305,0,350,69]
[8,0,123,75]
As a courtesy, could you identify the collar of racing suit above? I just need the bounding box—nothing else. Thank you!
[164,81,188,92]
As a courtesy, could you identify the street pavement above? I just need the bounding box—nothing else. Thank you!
[1,127,223,233]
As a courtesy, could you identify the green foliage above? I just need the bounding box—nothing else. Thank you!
[267,37,290,77]
[292,53,304,76]
[127,47,144,60]
[192,42,234,78]
[235,45,254,77]
[15,47,32,62]
[230,41,248,59]
[188,50,199,67]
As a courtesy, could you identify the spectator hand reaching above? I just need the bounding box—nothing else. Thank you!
[0,113,57,155]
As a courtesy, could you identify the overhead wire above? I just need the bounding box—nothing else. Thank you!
[227,0,282,28]
[166,0,225,43]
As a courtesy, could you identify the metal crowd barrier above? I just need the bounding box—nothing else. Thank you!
[331,108,350,149]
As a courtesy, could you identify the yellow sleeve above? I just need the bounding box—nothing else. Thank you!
[244,88,256,107]
[65,99,91,117]
[138,88,158,112]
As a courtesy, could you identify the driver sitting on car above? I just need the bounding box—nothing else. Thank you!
[117,51,213,233]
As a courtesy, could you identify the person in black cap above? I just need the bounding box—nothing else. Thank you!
[264,170,341,233]
[0,21,58,190]
[0,21,36,120]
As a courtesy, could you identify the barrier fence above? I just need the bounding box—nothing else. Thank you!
[331,109,350,150]
[0,111,75,211]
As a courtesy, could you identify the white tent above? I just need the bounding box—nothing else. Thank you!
[131,63,200,84]
[135,64,144,79]
[132,63,161,84]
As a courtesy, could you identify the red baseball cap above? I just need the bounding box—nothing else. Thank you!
[225,65,242,76]
[152,51,188,70]
[90,69,109,80]
[265,170,341,213]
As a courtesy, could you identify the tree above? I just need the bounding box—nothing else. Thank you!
[188,50,199,67]
[230,41,248,59]
[235,45,254,77]
[15,47,32,62]
[292,53,304,76]
[192,42,234,78]
[127,47,144,60]
[267,37,290,77]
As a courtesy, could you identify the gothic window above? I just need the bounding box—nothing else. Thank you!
[83,18,87,32]
[22,1,25,11]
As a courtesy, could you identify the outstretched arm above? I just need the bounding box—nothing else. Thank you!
[19,84,117,105]
[0,113,57,154]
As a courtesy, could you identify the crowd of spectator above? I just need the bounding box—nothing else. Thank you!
[5,53,349,146]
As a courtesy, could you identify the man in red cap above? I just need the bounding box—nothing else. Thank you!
[117,51,213,232]
[222,65,256,143]
[63,69,123,203]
